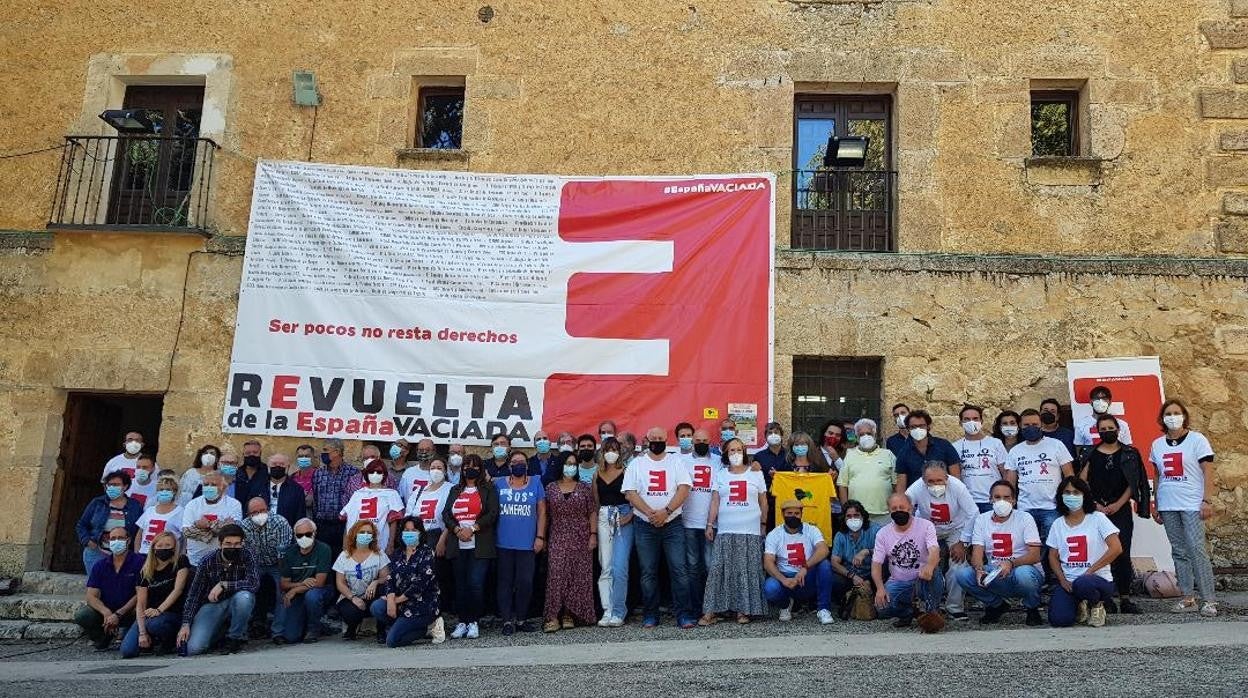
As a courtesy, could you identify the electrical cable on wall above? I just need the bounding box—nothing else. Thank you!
[306,105,319,161]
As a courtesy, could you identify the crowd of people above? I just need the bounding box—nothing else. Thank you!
[73,386,1221,657]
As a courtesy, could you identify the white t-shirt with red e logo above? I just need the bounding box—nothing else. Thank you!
[340,487,404,553]
[405,484,452,532]
[764,523,825,576]
[623,453,692,519]
[1150,431,1215,513]
[712,469,767,535]
[967,509,1041,572]
[682,454,719,529]
[1045,511,1119,582]
[135,506,184,555]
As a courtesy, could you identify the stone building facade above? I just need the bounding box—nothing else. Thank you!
[1,1,1247,576]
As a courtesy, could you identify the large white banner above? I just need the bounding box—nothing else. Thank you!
[223,161,775,445]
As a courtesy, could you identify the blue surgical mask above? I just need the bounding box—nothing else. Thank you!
[720,429,735,442]
[401,531,421,547]
[578,466,596,483]
[108,539,128,555]
[678,436,693,451]
[156,490,175,504]
[220,465,238,477]
[1062,494,1084,510]
[105,485,124,500]
[535,439,551,454]
[356,532,374,547]
[296,456,313,469]
[792,444,809,457]
[492,445,507,459]
[202,485,220,501]
[389,444,403,460]
[563,465,578,478]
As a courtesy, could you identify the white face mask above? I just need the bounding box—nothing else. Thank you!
[845,517,864,532]
[427,468,445,484]
[1001,425,1019,438]
[927,484,946,498]
[992,499,1014,518]
[909,427,928,441]
[766,433,782,446]
[200,452,217,467]
[894,414,908,430]
[1163,414,1185,430]
[728,453,744,466]
[857,434,877,451]
[448,454,463,468]
[295,534,316,550]
[125,440,142,455]
[367,472,385,485]
[961,420,982,435]
[559,444,574,453]
[604,451,620,464]
[1091,398,1110,414]
[250,512,269,527]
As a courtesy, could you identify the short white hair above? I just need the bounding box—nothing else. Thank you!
[854,418,878,433]
[294,517,317,533]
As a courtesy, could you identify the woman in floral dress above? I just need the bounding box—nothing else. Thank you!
[543,453,598,631]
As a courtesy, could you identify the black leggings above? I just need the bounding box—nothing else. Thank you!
[1107,506,1135,596]
[336,597,370,635]
[497,548,536,623]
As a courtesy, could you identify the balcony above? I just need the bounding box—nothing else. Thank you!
[791,169,896,251]
[48,135,218,233]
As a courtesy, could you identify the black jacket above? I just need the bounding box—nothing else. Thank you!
[441,481,500,559]
[1078,444,1152,518]
[267,478,307,529]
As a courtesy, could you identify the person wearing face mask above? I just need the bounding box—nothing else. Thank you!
[905,463,977,620]
[543,451,597,631]
[556,432,577,456]
[530,430,559,485]
[952,405,1009,513]
[120,531,190,657]
[894,410,960,494]
[763,500,835,625]
[817,421,847,522]
[388,438,420,477]
[233,439,270,507]
[1074,386,1135,453]
[830,500,879,619]
[1039,398,1077,456]
[674,421,695,457]
[397,439,434,503]
[76,526,143,650]
[371,516,445,647]
[712,418,737,456]
[886,404,911,456]
[344,444,398,501]
[77,471,145,572]
[340,459,404,554]
[573,434,599,485]
[178,524,258,655]
[446,443,467,487]
[127,454,159,508]
[405,456,455,610]
[134,476,183,555]
[700,438,768,625]
[495,450,548,635]
[993,410,1022,451]
[276,518,332,644]
[181,471,243,567]
[837,419,897,527]
[332,521,391,640]
[1003,409,1074,576]
[956,480,1044,626]
[623,427,695,629]
[265,454,306,529]
[618,432,639,466]
[486,434,514,480]
[1151,398,1219,617]
[871,494,943,630]
[593,438,633,627]
[195,450,241,500]
[682,428,720,615]
[1077,414,1150,615]
[598,420,618,446]
[782,432,831,474]
[179,444,220,507]
[101,430,149,482]
[241,497,293,640]
[290,444,318,505]
[311,438,358,560]
[442,455,500,639]
[1047,477,1122,628]
[753,422,788,478]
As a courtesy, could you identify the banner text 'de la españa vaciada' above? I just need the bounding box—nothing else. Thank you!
[223,161,775,446]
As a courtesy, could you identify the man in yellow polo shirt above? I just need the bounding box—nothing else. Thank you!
[838,418,897,526]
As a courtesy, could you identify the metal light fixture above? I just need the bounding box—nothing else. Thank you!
[98,109,156,134]
[823,135,870,168]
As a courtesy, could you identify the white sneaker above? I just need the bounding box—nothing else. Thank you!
[817,609,835,625]
[606,616,624,627]
[1088,603,1107,628]
[778,600,793,622]
[466,622,480,639]
[1200,602,1219,618]
[598,613,612,627]
[450,622,468,639]
[428,617,446,644]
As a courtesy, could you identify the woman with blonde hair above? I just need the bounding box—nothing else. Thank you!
[332,519,391,640]
[120,531,189,657]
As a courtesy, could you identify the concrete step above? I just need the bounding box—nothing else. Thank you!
[0,593,82,622]
[0,619,82,640]
[18,571,87,596]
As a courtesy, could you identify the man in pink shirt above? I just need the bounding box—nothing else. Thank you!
[872,493,943,630]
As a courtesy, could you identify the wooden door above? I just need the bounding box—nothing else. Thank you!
[44,395,123,572]
[107,86,204,226]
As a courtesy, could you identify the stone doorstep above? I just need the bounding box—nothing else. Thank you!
[17,572,87,597]
[0,594,82,622]
[0,619,83,640]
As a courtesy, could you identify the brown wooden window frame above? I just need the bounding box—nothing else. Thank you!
[1029,89,1080,157]
[415,86,466,150]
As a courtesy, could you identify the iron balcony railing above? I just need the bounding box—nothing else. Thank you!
[49,135,217,231]
[792,169,897,252]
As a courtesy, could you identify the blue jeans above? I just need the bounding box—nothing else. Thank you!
[1049,574,1116,627]
[120,612,180,658]
[280,586,330,642]
[82,545,108,574]
[259,567,285,636]
[763,560,835,611]
[452,553,490,623]
[369,598,436,647]
[881,570,944,620]
[683,527,712,617]
[186,590,255,656]
[1161,510,1218,601]
[955,564,1043,610]
[1027,508,1059,543]
[597,506,634,620]
[634,517,691,622]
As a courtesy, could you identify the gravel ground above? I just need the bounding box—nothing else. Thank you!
[2,645,1246,698]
